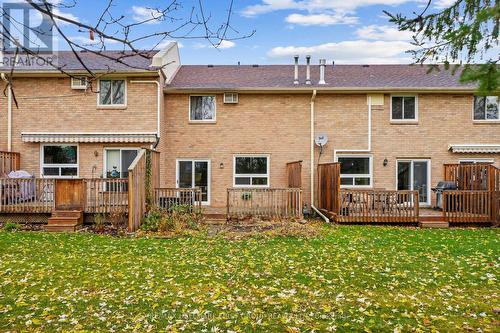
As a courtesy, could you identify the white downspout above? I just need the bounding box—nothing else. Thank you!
[308,89,329,222]
[130,79,161,140]
[7,86,12,152]
[333,95,372,160]
[1,74,12,151]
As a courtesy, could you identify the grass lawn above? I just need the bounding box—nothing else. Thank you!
[0,226,498,332]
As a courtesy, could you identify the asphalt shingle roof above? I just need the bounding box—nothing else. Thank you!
[166,64,476,90]
[0,50,158,72]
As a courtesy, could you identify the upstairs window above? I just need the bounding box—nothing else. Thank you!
[234,155,269,187]
[474,96,499,121]
[190,96,216,121]
[41,145,78,178]
[391,96,417,121]
[99,79,126,106]
[338,155,372,187]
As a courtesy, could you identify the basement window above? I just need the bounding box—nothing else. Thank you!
[41,144,78,178]
[474,96,499,121]
[233,155,269,187]
[190,96,216,121]
[337,155,372,187]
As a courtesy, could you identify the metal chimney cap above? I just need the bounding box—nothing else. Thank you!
[306,55,311,60]
[319,59,326,65]
[294,55,299,60]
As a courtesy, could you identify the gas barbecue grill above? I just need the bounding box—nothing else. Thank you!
[432,181,458,210]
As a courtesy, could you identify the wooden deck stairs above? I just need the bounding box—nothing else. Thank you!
[418,214,449,228]
[45,210,83,232]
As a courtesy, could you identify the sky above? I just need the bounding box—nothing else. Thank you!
[1,0,495,65]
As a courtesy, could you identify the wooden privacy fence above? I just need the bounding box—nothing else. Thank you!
[0,151,20,175]
[444,163,499,191]
[338,189,419,223]
[287,161,302,188]
[128,149,160,232]
[153,188,202,212]
[443,164,500,224]
[227,188,303,219]
[316,163,341,217]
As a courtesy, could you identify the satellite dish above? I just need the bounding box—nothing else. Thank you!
[315,134,328,147]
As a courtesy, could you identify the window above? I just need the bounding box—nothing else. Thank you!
[474,96,499,120]
[234,155,269,187]
[337,155,372,187]
[41,145,78,177]
[190,96,216,121]
[99,79,126,106]
[391,96,417,121]
[105,148,139,178]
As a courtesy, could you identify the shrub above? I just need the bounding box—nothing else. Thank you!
[94,213,106,233]
[2,222,19,232]
[141,204,203,234]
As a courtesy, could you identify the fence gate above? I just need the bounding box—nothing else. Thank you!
[316,163,341,218]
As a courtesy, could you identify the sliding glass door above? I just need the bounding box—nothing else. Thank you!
[397,160,430,205]
[177,159,210,204]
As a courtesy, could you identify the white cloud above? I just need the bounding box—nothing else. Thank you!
[132,6,164,24]
[267,40,413,64]
[433,0,456,9]
[53,8,79,26]
[356,25,412,41]
[193,40,236,49]
[285,13,358,26]
[242,0,413,16]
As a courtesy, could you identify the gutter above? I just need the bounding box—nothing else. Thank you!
[308,89,329,223]
[130,77,162,140]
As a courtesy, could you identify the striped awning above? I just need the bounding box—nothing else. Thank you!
[449,144,500,153]
[21,132,157,143]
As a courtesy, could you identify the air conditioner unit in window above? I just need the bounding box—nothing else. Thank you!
[71,77,88,90]
[223,92,238,104]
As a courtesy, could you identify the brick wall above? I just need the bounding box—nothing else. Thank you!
[159,93,311,211]
[161,92,499,212]
[0,76,159,176]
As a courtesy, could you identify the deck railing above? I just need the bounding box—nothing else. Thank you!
[227,188,303,219]
[338,189,419,223]
[153,188,202,212]
[442,190,492,223]
[0,151,20,175]
[85,178,129,214]
[0,178,55,213]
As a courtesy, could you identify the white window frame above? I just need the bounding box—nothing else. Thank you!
[175,159,211,205]
[103,148,140,178]
[459,158,495,164]
[40,143,79,178]
[233,154,270,188]
[395,159,431,206]
[336,154,373,189]
[472,96,500,122]
[97,78,127,107]
[188,95,217,122]
[390,95,418,122]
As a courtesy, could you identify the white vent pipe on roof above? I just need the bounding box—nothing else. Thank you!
[305,55,311,85]
[319,59,326,85]
[293,55,299,85]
